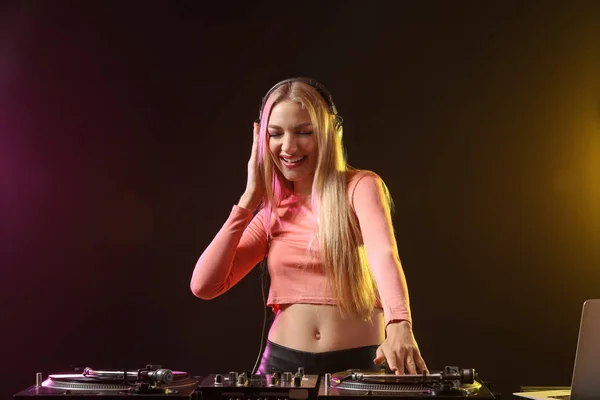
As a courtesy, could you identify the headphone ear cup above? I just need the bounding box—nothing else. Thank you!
[335,115,343,138]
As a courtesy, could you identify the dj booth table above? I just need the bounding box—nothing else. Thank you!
[13,364,501,400]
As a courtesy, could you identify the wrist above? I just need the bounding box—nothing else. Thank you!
[238,192,261,211]
[385,319,411,333]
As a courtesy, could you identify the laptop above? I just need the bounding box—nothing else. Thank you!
[513,299,600,400]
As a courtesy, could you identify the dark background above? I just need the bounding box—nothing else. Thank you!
[1,1,599,399]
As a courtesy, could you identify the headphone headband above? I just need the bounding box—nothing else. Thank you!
[257,77,343,128]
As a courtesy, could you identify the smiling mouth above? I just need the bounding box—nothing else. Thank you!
[281,156,306,163]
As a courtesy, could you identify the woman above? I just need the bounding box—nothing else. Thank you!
[190,77,427,376]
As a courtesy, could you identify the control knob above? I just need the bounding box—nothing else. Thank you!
[293,373,302,387]
[282,372,293,384]
[270,372,279,386]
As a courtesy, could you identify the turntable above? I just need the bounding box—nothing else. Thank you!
[13,364,201,399]
[317,366,498,399]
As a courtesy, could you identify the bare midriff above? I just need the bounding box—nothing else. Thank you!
[267,304,385,352]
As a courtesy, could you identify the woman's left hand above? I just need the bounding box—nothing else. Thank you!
[373,320,428,375]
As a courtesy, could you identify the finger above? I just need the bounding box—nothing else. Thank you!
[373,347,386,365]
[394,351,405,375]
[251,123,260,157]
[385,351,399,374]
[253,123,260,144]
[415,353,428,374]
[375,347,398,374]
[405,355,417,375]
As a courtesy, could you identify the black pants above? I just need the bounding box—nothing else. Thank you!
[256,339,385,375]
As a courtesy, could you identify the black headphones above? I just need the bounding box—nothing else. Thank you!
[256,77,343,134]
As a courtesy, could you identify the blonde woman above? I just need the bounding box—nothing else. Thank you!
[191,78,427,376]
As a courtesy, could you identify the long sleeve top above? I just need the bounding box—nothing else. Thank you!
[191,170,412,326]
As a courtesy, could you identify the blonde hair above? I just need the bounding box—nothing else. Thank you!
[257,80,390,320]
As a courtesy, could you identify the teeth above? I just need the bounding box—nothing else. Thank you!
[282,157,305,163]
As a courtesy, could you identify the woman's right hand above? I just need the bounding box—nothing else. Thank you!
[238,122,264,211]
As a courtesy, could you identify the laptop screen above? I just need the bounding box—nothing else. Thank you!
[571,299,600,400]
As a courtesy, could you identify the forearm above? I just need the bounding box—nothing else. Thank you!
[190,205,265,299]
[369,249,413,326]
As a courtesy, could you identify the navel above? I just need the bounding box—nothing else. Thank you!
[315,331,321,340]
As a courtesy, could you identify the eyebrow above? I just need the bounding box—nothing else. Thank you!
[267,122,313,130]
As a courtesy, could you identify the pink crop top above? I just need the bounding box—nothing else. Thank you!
[191,170,412,326]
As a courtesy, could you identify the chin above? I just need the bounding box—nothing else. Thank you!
[275,166,310,183]
[281,171,309,182]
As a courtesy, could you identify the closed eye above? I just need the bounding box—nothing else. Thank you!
[268,131,313,137]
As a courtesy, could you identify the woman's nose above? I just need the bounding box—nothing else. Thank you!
[281,134,297,154]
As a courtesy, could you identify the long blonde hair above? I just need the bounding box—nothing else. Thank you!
[257,80,391,320]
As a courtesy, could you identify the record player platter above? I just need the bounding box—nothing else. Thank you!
[13,365,200,399]
[318,366,497,399]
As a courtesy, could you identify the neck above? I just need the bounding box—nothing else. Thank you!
[292,178,313,196]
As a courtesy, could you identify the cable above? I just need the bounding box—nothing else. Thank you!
[251,236,271,375]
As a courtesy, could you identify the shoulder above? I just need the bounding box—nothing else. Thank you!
[346,169,383,187]
[345,169,388,207]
